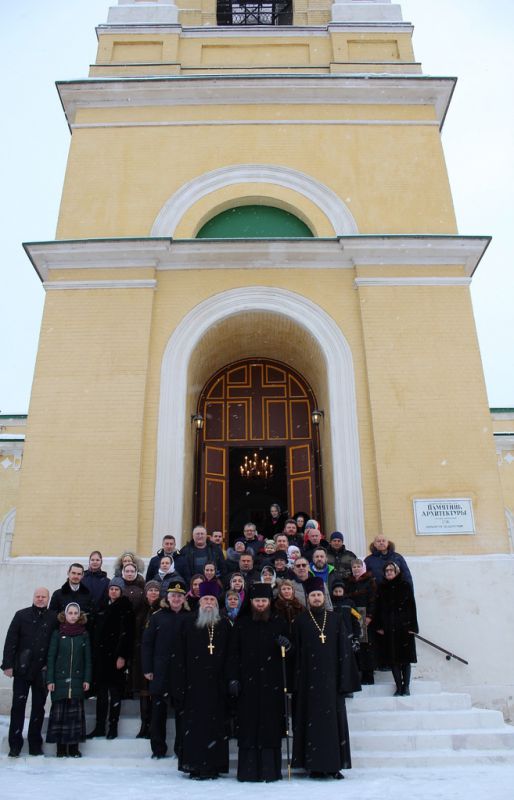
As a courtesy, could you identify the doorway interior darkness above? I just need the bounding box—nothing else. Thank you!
[228,446,287,544]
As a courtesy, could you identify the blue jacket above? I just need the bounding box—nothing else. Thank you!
[364,546,413,587]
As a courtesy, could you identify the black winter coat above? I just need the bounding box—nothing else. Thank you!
[344,572,377,621]
[49,582,94,618]
[365,546,413,586]
[82,570,109,609]
[375,575,418,665]
[141,605,189,695]
[1,606,58,682]
[92,595,135,687]
[175,542,226,584]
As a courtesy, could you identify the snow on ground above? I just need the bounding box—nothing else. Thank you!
[1,759,514,800]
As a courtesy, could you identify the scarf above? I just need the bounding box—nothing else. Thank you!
[59,622,86,636]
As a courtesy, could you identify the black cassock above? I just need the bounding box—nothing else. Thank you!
[227,613,290,782]
[172,614,231,776]
[292,608,359,774]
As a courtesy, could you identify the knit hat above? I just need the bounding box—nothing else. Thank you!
[305,519,319,530]
[303,576,325,595]
[109,577,125,590]
[249,582,273,601]
[330,531,344,542]
[199,579,221,599]
[144,580,160,593]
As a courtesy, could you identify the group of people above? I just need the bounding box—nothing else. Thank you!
[1,509,418,782]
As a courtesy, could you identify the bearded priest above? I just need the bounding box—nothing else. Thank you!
[292,576,360,779]
[172,579,231,780]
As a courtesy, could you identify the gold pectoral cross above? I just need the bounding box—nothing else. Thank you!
[319,632,326,644]
[208,642,215,655]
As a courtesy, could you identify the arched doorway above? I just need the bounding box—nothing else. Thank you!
[195,359,322,541]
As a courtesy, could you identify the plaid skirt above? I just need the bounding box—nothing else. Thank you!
[46,698,86,744]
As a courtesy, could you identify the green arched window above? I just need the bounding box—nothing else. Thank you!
[196,205,314,239]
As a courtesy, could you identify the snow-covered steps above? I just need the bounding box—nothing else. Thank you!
[2,679,514,767]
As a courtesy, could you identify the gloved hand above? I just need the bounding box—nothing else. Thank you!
[351,638,360,653]
[228,680,240,698]
[276,635,291,652]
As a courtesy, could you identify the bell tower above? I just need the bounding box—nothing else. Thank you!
[14,0,507,566]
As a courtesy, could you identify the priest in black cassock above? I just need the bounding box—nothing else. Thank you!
[172,579,231,780]
[227,582,291,782]
[292,576,360,779]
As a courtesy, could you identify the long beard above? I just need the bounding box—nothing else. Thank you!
[196,606,221,628]
[251,607,271,622]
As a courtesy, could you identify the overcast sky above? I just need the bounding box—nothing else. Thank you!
[1,0,513,414]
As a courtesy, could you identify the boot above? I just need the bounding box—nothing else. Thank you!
[56,744,67,758]
[106,722,118,740]
[401,664,411,696]
[137,696,151,739]
[68,743,82,758]
[86,725,105,739]
[391,666,403,696]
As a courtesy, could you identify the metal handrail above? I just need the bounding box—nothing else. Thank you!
[410,632,468,665]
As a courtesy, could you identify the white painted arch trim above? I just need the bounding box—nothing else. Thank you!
[151,164,359,237]
[153,286,366,555]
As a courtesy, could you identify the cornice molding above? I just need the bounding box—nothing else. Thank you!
[95,23,414,37]
[56,75,456,130]
[43,279,157,291]
[24,236,491,282]
[354,276,472,287]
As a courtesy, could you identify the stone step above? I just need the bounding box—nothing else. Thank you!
[350,728,514,752]
[357,680,442,695]
[347,692,472,712]
[347,707,505,731]
[351,749,514,768]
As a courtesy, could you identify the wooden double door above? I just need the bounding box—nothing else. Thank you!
[196,359,322,539]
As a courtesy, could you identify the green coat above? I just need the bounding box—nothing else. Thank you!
[47,629,92,701]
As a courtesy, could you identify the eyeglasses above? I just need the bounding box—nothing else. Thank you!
[295,563,309,569]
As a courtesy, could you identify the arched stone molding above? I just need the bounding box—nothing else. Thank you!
[153,287,365,555]
[151,165,359,238]
[0,508,15,562]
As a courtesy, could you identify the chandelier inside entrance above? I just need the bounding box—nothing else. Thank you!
[240,452,274,480]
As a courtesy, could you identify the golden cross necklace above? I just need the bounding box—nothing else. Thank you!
[207,623,215,655]
[308,608,327,644]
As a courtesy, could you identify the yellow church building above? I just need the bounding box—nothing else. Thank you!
[1,0,513,715]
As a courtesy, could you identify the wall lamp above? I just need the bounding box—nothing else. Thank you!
[311,409,324,425]
[191,413,204,431]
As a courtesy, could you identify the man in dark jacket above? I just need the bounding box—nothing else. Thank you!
[1,587,57,757]
[326,532,357,581]
[175,526,226,584]
[49,563,94,617]
[142,581,189,758]
[146,535,177,582]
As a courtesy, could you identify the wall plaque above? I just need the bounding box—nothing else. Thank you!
[413,498,475,535]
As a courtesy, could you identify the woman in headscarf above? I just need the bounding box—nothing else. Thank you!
[46,602,91,757]
[344,558,378,685]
